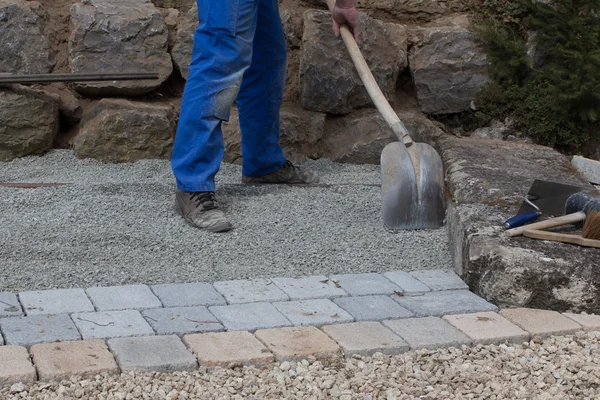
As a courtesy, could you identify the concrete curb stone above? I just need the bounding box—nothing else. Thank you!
[0,314,81,346]
[213,279,289,304]
[150,283,226,307]
[0,346,36,384]
[72,310,155,340]
[209,302,292,331]
[0,293,23,318]
[332,295,414,321]
[392,289,498,317]
[142,306,224,335]
[18,289,94,315]
[270,275,348,300]
[86,285,162,311]
[184,331,275,366]
[321,321,410,357]
[273,299,354,327]
[383,317,472,350]
[329,273,402,296]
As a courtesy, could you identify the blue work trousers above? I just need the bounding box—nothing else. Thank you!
[171,0,287,192]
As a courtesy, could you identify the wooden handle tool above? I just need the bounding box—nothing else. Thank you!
[504,211,586,237]
[522,229,600,248]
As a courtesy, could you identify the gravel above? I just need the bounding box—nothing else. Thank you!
[3,331,600,399]
[0,150,451,291]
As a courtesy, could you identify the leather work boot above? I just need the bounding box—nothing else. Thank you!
[242,160,320,184]
[175,190,232,233]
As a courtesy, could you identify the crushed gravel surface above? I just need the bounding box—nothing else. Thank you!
[3,331,600,399]
[0,151,451,291]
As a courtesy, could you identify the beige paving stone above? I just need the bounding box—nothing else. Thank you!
[321,321,409,357]
[183,331,274,366]
[30,340,119,381]
[563,312,600,331]
[254,326,341,361]
[499,308,582,339]
[443,312,530,345]
[0,346,36,385]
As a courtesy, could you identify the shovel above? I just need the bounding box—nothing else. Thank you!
[324,0,445,230]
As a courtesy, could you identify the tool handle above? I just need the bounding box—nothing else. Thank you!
[0,72,160,84]
[504,211,586,237]
[503,211,540,229]
[523,229,600,249]
[323,0,413,146]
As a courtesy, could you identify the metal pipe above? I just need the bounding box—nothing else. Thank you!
[0,72,160,84]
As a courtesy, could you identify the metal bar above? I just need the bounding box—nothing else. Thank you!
[0,72,160,84]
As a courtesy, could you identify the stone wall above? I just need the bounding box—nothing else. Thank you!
[0,0,490,163]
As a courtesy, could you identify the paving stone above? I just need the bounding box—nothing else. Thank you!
[392,290,498,317]
[0,314,81,346]
[271,275,348,300]
[150,282,226,307]
[563,312,600,331]
[108,335,197,373]
[321,322,409,357]
[184,331,275,366]
[332,295,413,321]
[0,346,36,384]
[86,285,162,311]
[142,306,224,335]
[213,279,289,304]
[209,302,292,331]
[0,293,23,318]
[72,310,155,339]
[30,339,118,381]
[383,317,472,350]
[255,326,341,361]
[499,308,582,338]
[329,273,402,296]
[19,288,95,315]
[443,312,530,345]
[383,271,431,294]
[273,299,354,327]
[409,269,469,291]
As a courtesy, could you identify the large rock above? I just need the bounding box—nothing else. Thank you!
[73,99,176,163]
[171,3,196,79]
[150,0,194,12]
[69,0,173,96]
[300,10,407,115]
[409,15,490,115]
[0,0,55,74]
[0,85,59,162]
[281,9,303,49]
[440,136,600,313]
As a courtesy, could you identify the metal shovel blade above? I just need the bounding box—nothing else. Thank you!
[381,141,446,230]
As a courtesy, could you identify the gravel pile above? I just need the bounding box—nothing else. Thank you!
[0,151,451,291]
[3,331,600,399]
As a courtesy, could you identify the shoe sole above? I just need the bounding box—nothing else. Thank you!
[173,202,233,233]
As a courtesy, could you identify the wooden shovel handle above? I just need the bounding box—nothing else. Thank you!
[523,229,600,248]
[323,0,413,146]
[504,211,586,237]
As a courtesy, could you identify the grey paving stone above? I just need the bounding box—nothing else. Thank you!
[409,269,469,291]
[107,335,197,373]
[383,317,472,350]
[86,285,162,311]
[19,288,95,315]
[392,290,498,317]
[213,279,289,304]
[333,295,414,321]
[72,310,155,340]
[271,275,348,300]
[273,299,354,327]
[142,306,224,335]
[0,314,81,346]
[328,273,402,296]
[0,293,23,317]
[150,283,226,307]
[209,302,292,331]
[383,271,431,294]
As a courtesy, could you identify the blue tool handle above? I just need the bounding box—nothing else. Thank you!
[504,211,541,229]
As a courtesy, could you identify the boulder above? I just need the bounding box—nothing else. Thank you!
[150,0,194,12]
[73,99,176,163]
[409,15,491,115]
[0,85,59,162]
[280,9,303,49]
[69,0,173,96]
[300,10,407,114]
[162,8,180,53]
[171,3,196,79]
[0,0,55,74]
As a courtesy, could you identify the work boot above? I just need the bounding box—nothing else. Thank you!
[242,160,320,184]
[175,190,232,233]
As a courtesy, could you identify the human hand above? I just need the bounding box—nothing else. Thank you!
[331,0,360,42]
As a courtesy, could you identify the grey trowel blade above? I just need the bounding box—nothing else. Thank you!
[381,141,445,230]
[517,179,584,216]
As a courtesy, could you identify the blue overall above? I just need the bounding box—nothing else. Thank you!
[170,0,288,192]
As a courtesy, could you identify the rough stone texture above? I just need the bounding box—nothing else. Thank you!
[171,2,196,79]
[572,155,600,185]
[409,14,490,114]
[0,0,55,74]
[86,285,162,311]
[0,86,59,162]
[209,302,292,332]
[383,271,431,295]
[184,331,275,366]
[73,99,176,163]
[19,288,94,315]
[443,312,530,345]
[254,326,341,361]
[383,317,472,349]
[563,312,600,331]
[321,322,409,356]
[150,282,226,307]
[151,0,194,12]
[69,0,172,96]
[271,275,348,300]
[107,335,197,372]
[300,10,407,114]
[0,292,23,317]
[30,340,118,381]
[499,308,582,339]
[142,306,224,335]
[409,269,469,291]
[332,295,414,321]
[0,314,80,346]
[440,135,600,313]
[273,299,354,327]
[281,8,303,49]
[0,346,36,385]
[72,310,155,339]
[392,289,498,317]
[329,273,402,296]
[213,279,289,304]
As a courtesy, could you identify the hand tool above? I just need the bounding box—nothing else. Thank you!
[0,72,159,84]
[522,210,600,248]
[323,0,445,230]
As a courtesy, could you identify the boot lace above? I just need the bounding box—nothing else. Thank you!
[191,192,219,211]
